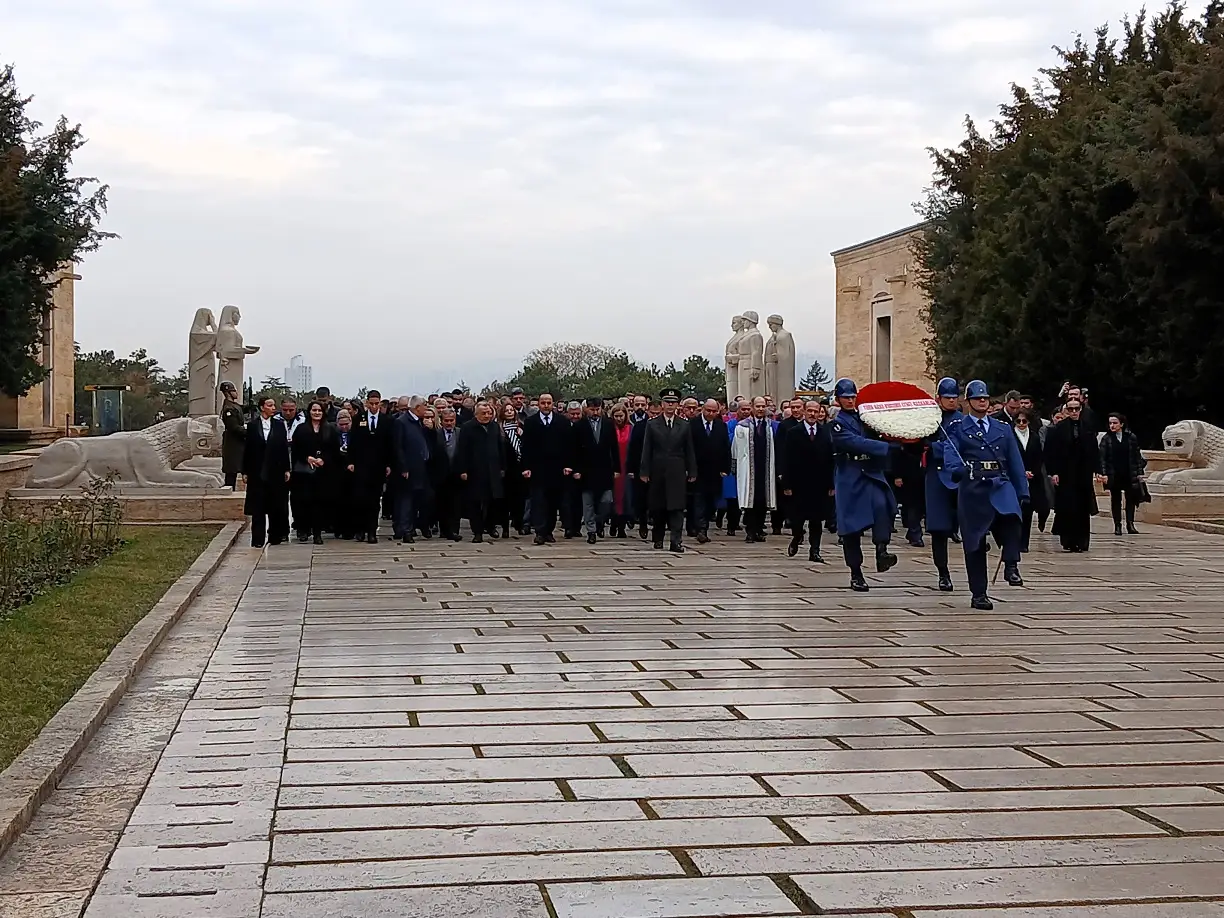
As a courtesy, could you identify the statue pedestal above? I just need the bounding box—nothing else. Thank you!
[5,488,245,523]
[1138,487,1224,523]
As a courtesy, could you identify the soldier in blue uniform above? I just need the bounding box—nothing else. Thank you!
[925,377,963,592]
[830,378,898,592]
[942,379,1029,610]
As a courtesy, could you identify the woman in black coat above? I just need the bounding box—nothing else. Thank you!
[290,400,340,544]
[331,410,358,539]
[1098,412,1147,535]
[1012,409,1049,552]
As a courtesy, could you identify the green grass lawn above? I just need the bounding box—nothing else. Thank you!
[0,525,220,769]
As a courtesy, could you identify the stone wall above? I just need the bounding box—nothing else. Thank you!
[833,223,933,390]
[0,267,77,438]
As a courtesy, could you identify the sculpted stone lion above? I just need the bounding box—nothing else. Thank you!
[26,417,222,490]
[1148,420,1224,486]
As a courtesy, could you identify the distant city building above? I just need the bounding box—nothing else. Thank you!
[285,355,313,392]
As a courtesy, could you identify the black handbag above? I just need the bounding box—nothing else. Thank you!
[1134,480,1152,504]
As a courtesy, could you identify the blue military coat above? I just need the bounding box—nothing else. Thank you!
[831,410,897,536]
[924,410,963,534]
[943,415,1030,552]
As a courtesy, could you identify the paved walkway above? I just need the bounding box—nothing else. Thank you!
[4,521,1224,917]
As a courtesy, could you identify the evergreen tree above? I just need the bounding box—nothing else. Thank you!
[798,359,832,391]
[1,65,114,397]
[915,2,1224,441]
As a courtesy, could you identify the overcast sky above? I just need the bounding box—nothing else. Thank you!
[6,0,1191,396]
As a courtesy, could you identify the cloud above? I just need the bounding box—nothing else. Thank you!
[3,0,1208,395]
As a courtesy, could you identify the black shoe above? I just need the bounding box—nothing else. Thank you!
[251,541,266,549]
[1004,563,1023,587]
[696,532,710,544]
[313,534,323,545]
[757,532,768,542]
[639,527,649,540]
[487,528,500,540]
[875,550,898,573]
[402,534,414,544]
[653,540,664,550]
[951,533,962,544]
[809,551,825,564]
[1114,523,1123,536]
[366,534,378,544]
[787,538,801,558]
[587,533,597,545]
[1127,524,1139,535]
[472,534,484,543]
[727,527,738,537]
[296,532,310,543]
[533,536,547,545]
[669,543,685,554]
[908,537,925,548]
[850,575,869,593]
[971,594,994,611]
[544,534,556,543]
[937,569,954,592]
[269,538,284,546]
[450,534,463,542]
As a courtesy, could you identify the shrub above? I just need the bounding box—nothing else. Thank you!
[0,475,124,615]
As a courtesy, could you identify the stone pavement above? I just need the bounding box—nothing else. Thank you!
[4,520,1224,917]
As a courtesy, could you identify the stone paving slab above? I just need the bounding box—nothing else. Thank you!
[4,519,1224,916]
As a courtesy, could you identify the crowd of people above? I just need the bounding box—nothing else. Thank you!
[218,376,1146,607]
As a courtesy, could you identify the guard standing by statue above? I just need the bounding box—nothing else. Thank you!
[219,381,246,490]
[925,377,963,592]
[830,378,898,592]
[942,379,1029,610]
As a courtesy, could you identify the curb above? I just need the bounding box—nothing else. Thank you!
[1160,519,1224,536]
[0,521,243,858]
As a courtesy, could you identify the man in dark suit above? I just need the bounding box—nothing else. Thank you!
[242,396,291,547]
[348,390,391,543]
[640,388,697,552]
[455,401,506,542]
[430,407,464,541]
[774,401,802,535]
[572,396,620,544]
[688,398,731,543]
[626,404,651,540]
[781,399,835,562]
[519,392,574,545]
[391,396,432,543]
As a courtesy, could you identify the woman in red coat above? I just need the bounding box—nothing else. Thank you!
[611,404,634,538]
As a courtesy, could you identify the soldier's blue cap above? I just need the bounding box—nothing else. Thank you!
[965,379,989,399]
[834,378,857,398]
[937,377,959,399]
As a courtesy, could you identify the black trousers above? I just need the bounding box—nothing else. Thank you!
[468,499,496,536]
[744,506,768,537]
[931,532,952,572]
[1020,507,1035,552]
[724,498,741,533]
[840,532,887,573]
[652,509,684,545]
[790,516,824,553]
[692,485,721,535]
[633,479,650,533]
[435,482,461,537]
[530,482,562,537]
[560,479,583,535]
[965,514,1021,598]
[1110,488,1136,526]
[224,471,238,489]
[249,481,290,546]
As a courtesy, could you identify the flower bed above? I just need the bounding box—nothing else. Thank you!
[0,477,123,616]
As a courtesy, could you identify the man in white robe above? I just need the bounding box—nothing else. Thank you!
[732,396,777,542]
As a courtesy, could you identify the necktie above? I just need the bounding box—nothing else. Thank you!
[667,418,672,429]
[706,422,712,434]
[371,414,377,431]
[809,426,815,441]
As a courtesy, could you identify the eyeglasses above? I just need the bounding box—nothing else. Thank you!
[1065,405,1082,412]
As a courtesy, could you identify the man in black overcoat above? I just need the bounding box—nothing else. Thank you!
[572,396,620,544]
[640,388,697,552]
[781,399,835,562]
[242,396,291,547]
[519,393,574,545]
[1045,396,1100,552]
[688,398,731,543]
[348,390,391,543]
[430,407,464,541]
[455,402,507,542]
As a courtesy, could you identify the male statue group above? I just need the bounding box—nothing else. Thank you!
[725,312,795,403]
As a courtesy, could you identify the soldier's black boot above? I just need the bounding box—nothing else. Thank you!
[971,594,994,611]
[937,568,954,592]
[874,543,898,573]
[849,568,869,592]
[1004,563,1023,587]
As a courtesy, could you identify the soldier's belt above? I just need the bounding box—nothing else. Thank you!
[971,461,1000,470]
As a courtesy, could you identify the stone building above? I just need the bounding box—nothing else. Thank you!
[0,267,77,443]
[832,222,934,390]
